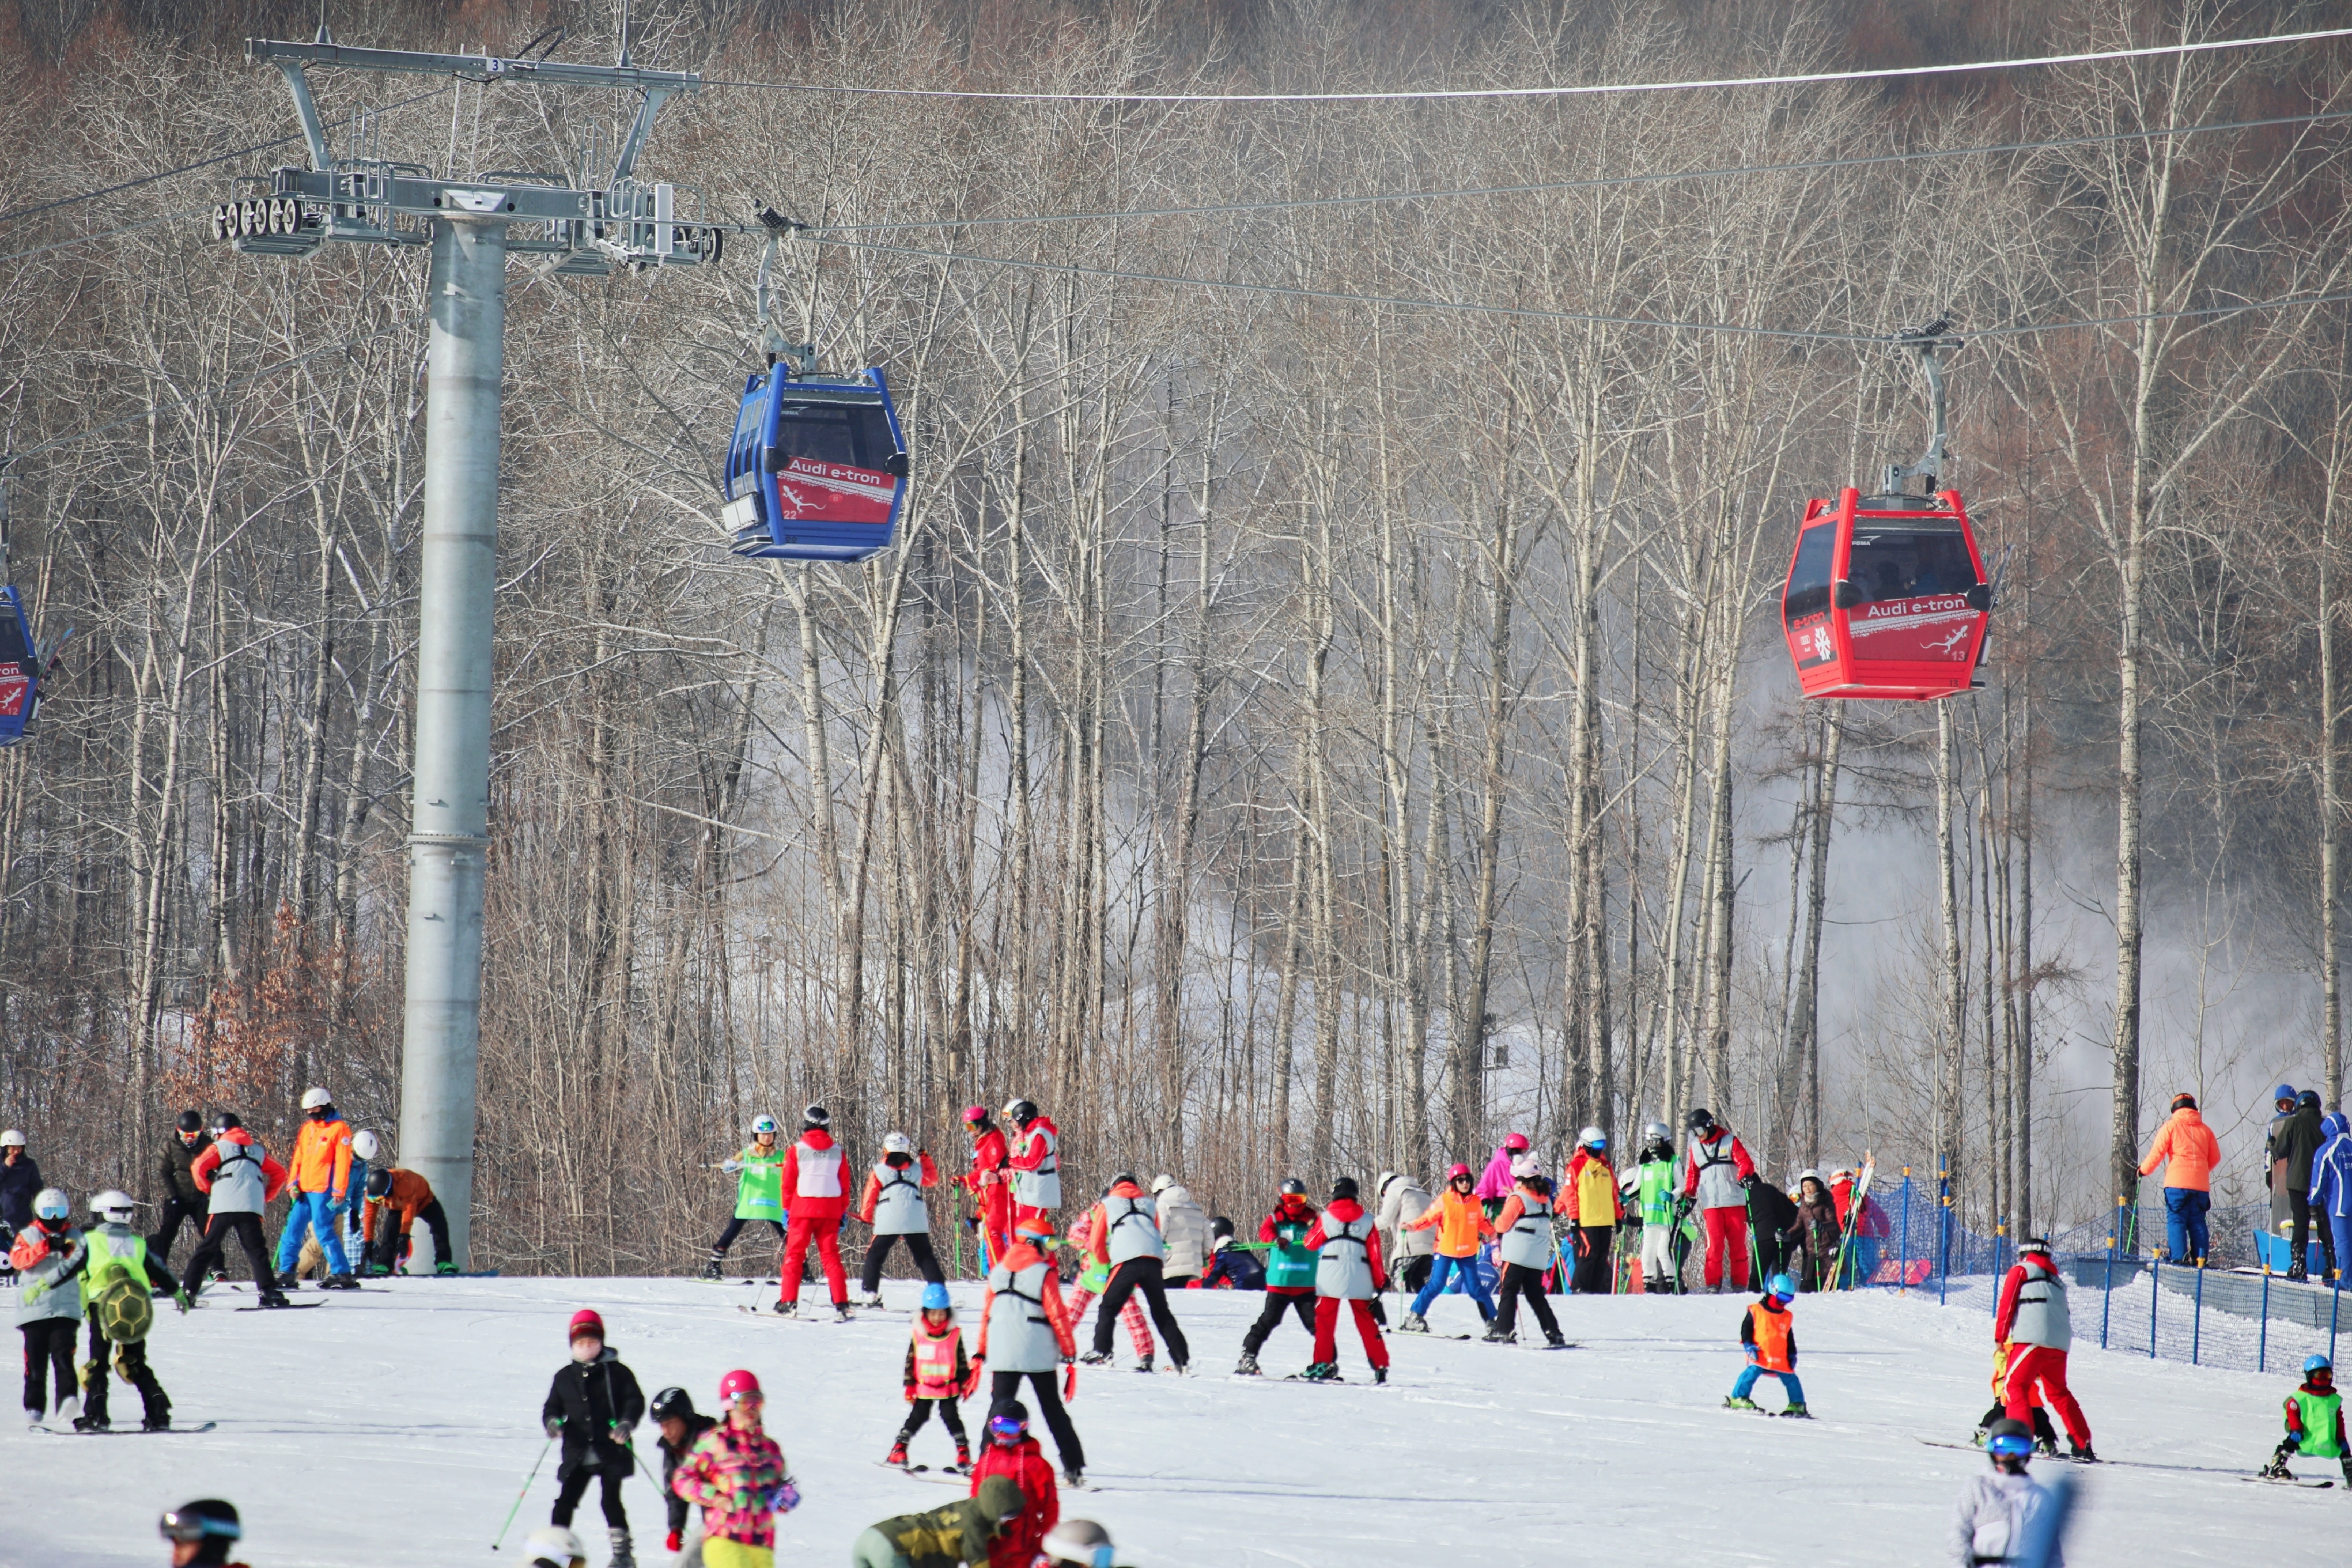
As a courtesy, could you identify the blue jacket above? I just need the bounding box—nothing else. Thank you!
[2310,1117,2352,1220]
[1198,1242,1266,1291]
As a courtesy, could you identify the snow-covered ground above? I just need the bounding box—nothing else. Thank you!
[6,1275,2340,1567]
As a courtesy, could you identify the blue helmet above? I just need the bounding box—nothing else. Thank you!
[2307,1354,2333,1377]
[1767,1273,1797,1302]
[2277,1084,2299,1104]
[920,1281,953,1312]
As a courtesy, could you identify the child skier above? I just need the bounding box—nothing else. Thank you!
[859,1132,946,1306]
[1300,1175,1390,1383]
[670,1369,796,1568]
[1235,1179,1320,1374]
[1064,1207,1154,1368]
[13,1186,83,1428]
[1950,1419,2061,1568]
[64,1190,185,1430]
[969,1400,1057,1568]
[541,1308,648,1568]
[1485,1162,1565,1348]
[650,1385,717,1560]
[2259,1353,2352,1484]
[1632,1121,1681,1292]
[1399,1164,1495,1332]
[1724,1272,1808,1417]
[705,1115,786,1280]
[1975,1341,2061,1453]
[890,1281,975,1471]
[1195,1217,1265,1289]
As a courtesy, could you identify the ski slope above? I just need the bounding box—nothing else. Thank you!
[4,1275,2337,1567]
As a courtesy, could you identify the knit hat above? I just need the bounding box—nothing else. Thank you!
[568,1309,605,1343]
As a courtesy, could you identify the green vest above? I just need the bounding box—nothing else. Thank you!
[1266,1215,1317,1290]
[1637,1159,1677,1225]
[735,1144,787,1221]
[2291,1388,2346,1458]
[81,1227,148,1306]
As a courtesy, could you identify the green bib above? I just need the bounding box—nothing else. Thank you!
[1266,1217,1316,1289]
[735,1144,787,1221]
[2291,1388,2346,1458]
[1637,1160,1676,1225]
[82,1229,153,1343]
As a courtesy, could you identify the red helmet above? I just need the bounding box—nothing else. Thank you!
[568,1309,605,1342]
[717,1368,762,1405]
[1448,1162,1472,1180]
[1503,1133,1529,1152]
[962,1105,990,1125]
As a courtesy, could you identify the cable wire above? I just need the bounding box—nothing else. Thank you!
[0,86,451,229]
[707,24,2352,103]
[0,207,215,266]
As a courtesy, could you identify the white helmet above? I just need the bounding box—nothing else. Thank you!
[90,1189,136,1222]
[751,1114,779,1137]
[352,1130,381,1161]
[882,1132,913,1155]
[1642,1121,1671,1144]
[300,1087,333,1111]
[0,1128,24,1148]
[1509,1152,1542,1180]
[1150,1174,1175,1194]
[1795,1167,1823,1185]
[1577,1125,1606,1148]
[33,1187,69,1221]
[521,1526,587,1568]
[1042,1518,1114,1568]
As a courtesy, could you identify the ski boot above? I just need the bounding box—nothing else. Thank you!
[1481,1323,1516,1345]
[1063,1467,1085,1488]
[51,1396,78,1430]
[1398,1311,1430,1333]
[1299,1361,1341,1381]
[1136,1353,1155,1374]
[885,1441,910,1469]
[1078,1349,1114,1366]
[143,1413,172,1432]
[72,1414,108,1432]
[1723,1395,1760,1411]
[952,1438,972,1471]
[258,1290,293,1309]
[1372,1366,1389,1386]
[276,1270,304,1291]
[772,1300,797,1317]
[321,1273,360,1291]
[1779,1403,1812,1420]
[1544,1331,1568,1349]
[2035,1437,2060,1458]
[434,1260,461,1276]
[608,1528,635,1568]
[2258,1452,2293,1480]
[833,1302,856,1322]
[1234,1351,1262,1376]
[2067,1441,2098,1464]
[699,1257,724,1281]
[857,1294,887,1310]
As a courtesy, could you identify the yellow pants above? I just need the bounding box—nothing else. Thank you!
[701,1541,774,1568]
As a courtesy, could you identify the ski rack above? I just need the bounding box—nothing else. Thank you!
[210,37,723,275]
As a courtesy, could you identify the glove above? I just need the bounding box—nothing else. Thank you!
[614,1420,636,1444]
[174,1291,192,1314]
[903,1384,916,1402]
[1573,1232,1591,1258]
[721,1160,743,1174]
[666,1533,682,1554]
[764,1478,801,1513]
[545,1416,564,1439]
[960,1367,983,1401]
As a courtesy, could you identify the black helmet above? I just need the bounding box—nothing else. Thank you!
[1331,1176,1359,1201]
[803,1103,831,1127]
[365,1168,392,1199]
[1210,1216,1234,1240]
[1686,1108,1716,1132]
[176,1110,204,1134]
[1110,1171,1138,1189]
[158,1499,241,1567]
[1279,1177,1306,1196]
[2302,1089,2323,1108]
[1005,1098,1039,1126]
[213,1111,241,1132]
[649,1385,697,1423]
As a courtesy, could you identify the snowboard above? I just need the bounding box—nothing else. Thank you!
[236,1301,328,1312]
[45,1421,217,1435]
[2243,1474,2335,1489]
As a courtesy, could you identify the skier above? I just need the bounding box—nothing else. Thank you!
[850,1476,1026,1568]
[1972,1341,2061,1453]
[1039,1520,1116,1568]
[2259,1353,2352,1484]
[1562,1129,1621,1294]
[859,1132,946,1306]
[151,1111,212,1271]
[359,1165,457,1276]
[521,1528,589,1568]
[63,1188,185,1430]
[1472,1133,1530,1219]
[1681,1109,1756,1291]
[1745,1169,1804,1286]
[1150,1175,1209,1288]
[541,1308,648,1568]
[1194,1217,1265,1289]
[1235,1179,1320,1374]
[179,1114,289,1307]
[342,1129,377,1265]
[272,1087,356,1289]
[14,1186,83,1428]
[968,1400,1057,1568]
[650,1385,718,1564]
[1722,1271,1807,1417]
[1005,1101,1061,1232]
[2137,1092,2221,1265]
[2281,1088,2329,1279]
[670,1368,796,1568]
[1951,1419,2063,1568]
[158,1500,252,1568]
[1994,1236,2094,1461]
[775,1106,852,1320]
[704,1114,787,1281]
[1631,1122,1680,1293]
[976,1214,1086,1484]
[1829,1166,1889,1288]
[1374,1170,1437,1297]
[957,1106,1013,1269]
[1064,1206,1153,1368]
[1077,1173,1190,1374]
[0,1129,40,1263]
[1485,1161,1565,1348]
[888,1281,975,1471]
[2310,1112,2352,1286]
[1791,1172,1843,1292]
[1399,1164,1495,1332]
[1300,1175,1390,1383]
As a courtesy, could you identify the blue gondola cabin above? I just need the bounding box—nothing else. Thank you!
[1781,487,1992,702]
[721,365,908,563]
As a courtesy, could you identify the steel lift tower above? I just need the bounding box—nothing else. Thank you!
[216,34,723,1267]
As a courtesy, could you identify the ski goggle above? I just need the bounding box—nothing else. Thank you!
[988,1415,1029,1441]
[159,1509,242,1545]
[1058,1545,1115,1568]
[1986,1433,2034,1459]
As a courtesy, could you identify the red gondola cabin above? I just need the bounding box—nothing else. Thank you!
[1781,488,1991,701]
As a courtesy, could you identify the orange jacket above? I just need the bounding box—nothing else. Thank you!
[2139,1108,2222,1193]
[360,1168,436,1241]
[1403,1187,1494,1258]
[287,1116,354,1199]
[1563,1150,1623,1225]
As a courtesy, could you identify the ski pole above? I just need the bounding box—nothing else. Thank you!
[490,1435,554,1551]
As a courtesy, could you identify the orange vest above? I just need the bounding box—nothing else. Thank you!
[1748,1301,1794,1372]
[910,1320,960,1398]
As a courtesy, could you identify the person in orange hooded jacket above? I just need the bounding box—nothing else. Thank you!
[2139,1092,2223,1265]
[274,1088,354,1286]
[967,1399,1057,1568]
[775,1106,851,1318]
[1400,1165,1495,1331]
[359,1167,454,1276]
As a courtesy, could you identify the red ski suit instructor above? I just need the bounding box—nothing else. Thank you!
[1994,1237,2093,1456]
[1680,1110,1757,1291]
[957,1106,1013,1266]
[779,1107,850,1308]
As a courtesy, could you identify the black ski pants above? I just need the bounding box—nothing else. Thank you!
[81,1319,167,1428]
[368,1199,454,1273]
[861,1232,945,1293]
[711,1216,787,1255]
[1570,1226,1614,1294]
[1396,1255,1434,1296]
[20,1317,76,1415]
[552,1464,628,1529]
[180,1212,275,1296]
[2289,1193,2335,1275]
[1490,1262,1560,1340]
[1241,1290,1318,1355]
[895,1394,968,1446]
[1091,1257,1190,1366]
[148,1196,207,1270]
[990,1368,1083,1474]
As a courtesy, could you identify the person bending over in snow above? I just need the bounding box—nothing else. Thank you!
[521,1528,588,1568]
[1193,1217,1265,1290]
[1300,1176,1390,1383]
[851,1476,1027,1568]
[968,1400,1057,1568]
[1400,1164,1495,1332]
[158,1499,251,1568]
[1485,1162,1566,1348]
[2260,1353,2352,1484]
[671,1369,796,1568]
[651,1385,719,1563]
[1039,1520,1118,1568]
[890,1282,975,1471]
[359,1165,456,1276]
[1235,1180,1319,1374]
[1951,1419,2062,1567]
[1724,1273,1808,1417]
[542,1309,648,1567]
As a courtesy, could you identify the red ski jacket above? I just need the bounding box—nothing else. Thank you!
[969,1434,1057,1568]
[780,1129,849,1220]
[960,1126,1011,1205]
